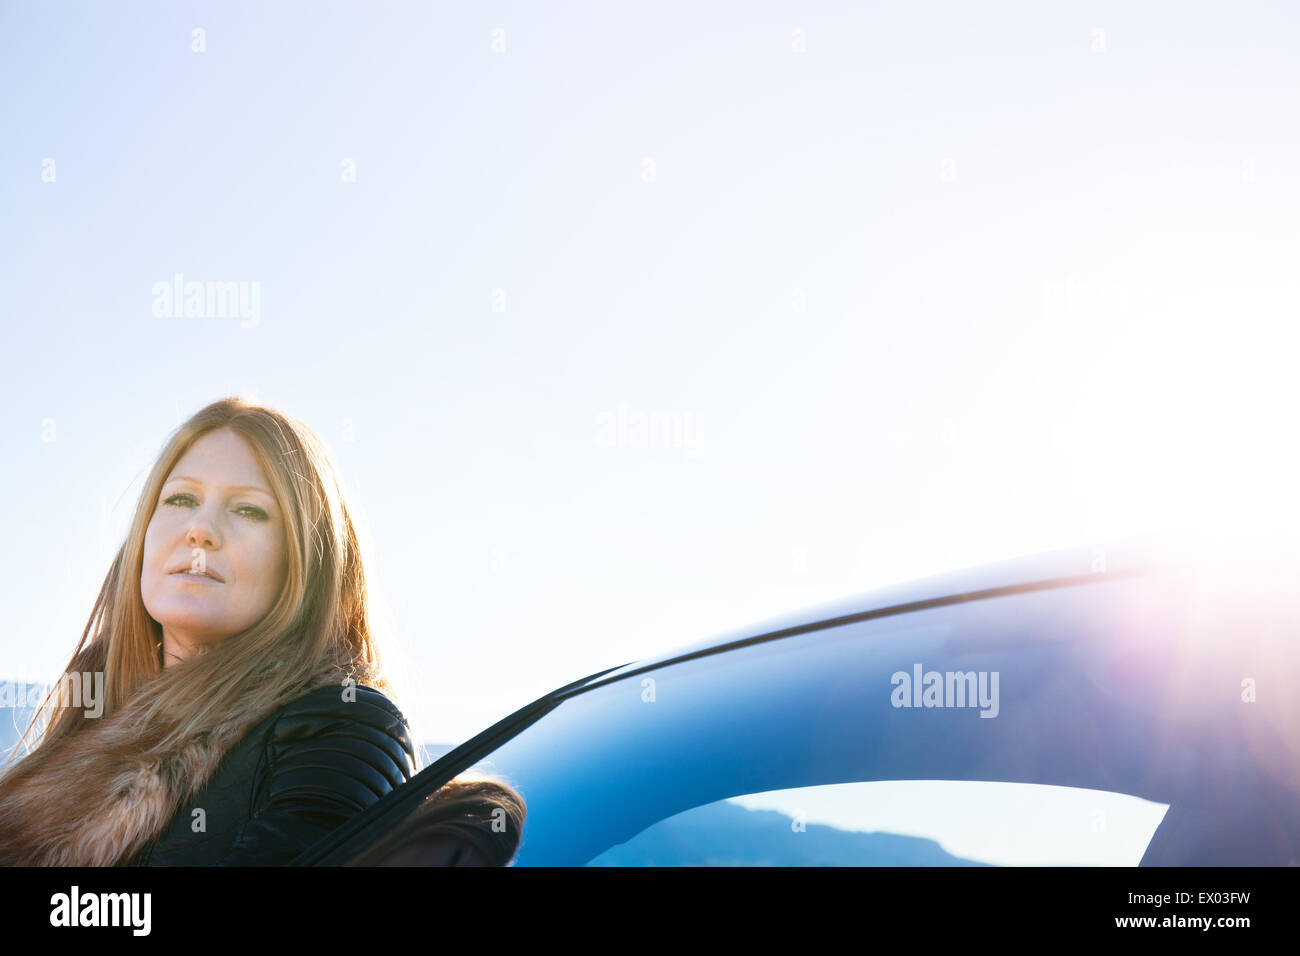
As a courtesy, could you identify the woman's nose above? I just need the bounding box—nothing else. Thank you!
[186,519,218,549]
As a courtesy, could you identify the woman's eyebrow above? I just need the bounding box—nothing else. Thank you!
[163,475,274,498]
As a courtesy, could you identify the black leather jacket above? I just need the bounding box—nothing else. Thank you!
[126,683,416,866]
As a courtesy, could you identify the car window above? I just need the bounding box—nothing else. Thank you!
[299,560,1298,866]
[446,568,1293,866]
[588,781,1169,866]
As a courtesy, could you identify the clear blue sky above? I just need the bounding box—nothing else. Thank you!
[2,1,1297,860]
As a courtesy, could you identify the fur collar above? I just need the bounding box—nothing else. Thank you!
[0,671,341,867]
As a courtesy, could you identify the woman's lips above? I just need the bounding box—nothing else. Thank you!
[170,571,223,584]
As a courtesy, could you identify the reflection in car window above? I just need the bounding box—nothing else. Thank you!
[588,781,1168,866]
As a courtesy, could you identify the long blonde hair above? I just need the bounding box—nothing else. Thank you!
[0,396,403,864]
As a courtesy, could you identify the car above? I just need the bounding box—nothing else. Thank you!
[293,532,1300,866]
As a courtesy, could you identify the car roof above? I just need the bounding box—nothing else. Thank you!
[574,529,1276,689]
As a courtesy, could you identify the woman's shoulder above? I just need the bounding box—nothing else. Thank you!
[260,682,416,785]
[269,682,411,740]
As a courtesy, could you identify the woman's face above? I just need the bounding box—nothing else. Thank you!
[140,427,288,664]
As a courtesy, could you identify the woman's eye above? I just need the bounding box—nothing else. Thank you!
[162,494,268,521]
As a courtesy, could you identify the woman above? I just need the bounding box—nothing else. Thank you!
[0,396,418,866]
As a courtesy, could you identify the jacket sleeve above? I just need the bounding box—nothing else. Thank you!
[213,685,416,866]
